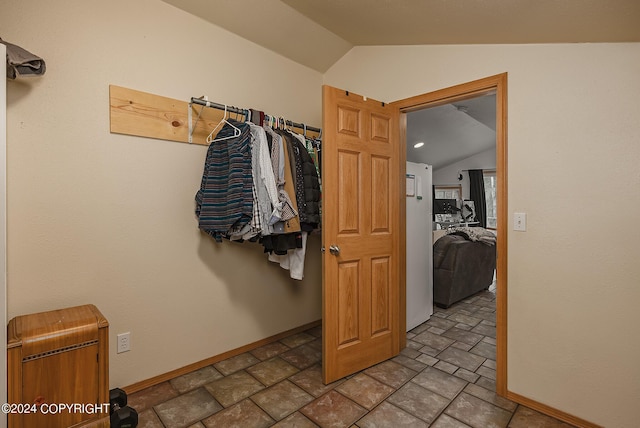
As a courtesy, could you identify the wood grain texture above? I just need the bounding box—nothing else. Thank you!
[22,345,99,427]
[371,257,390,335]
[338,151,360,234]
[507,390,603,428]
[109,85,320,145]
[97,324,109,413]
[494,73,509,397]
[397,113,407,349]
[110,85,196,143]
[337,261,360,346]
[17,305,99,358]
[7,305,109,428]
[371,156,390,233]
[322,85,400,383]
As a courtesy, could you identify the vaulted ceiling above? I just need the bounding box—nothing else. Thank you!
[161,0,640,72]
[159,0,638,169]
[407,94,496,169]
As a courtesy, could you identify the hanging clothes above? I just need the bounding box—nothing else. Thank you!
[289,132,321,230]
[268,231,308,280]
[265,129,320,280]
[263,126,297,225]
[278,132,302,233]
[306,137,321,188]
[247,124,279,237]
[195,120,253,242]
[194,110,322,280]
[277,130,305,224]
[259,131,303,262]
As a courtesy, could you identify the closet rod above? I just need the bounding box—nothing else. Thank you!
[190,97,321,134]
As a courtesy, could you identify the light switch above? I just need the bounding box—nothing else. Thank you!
[514,213,526,231]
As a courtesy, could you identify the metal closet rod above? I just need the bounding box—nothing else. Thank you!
[190,97,321,134]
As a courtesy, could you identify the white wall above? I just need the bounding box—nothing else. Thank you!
[433,147,497,199]
[325,43,640,428]
[1,0,323,389]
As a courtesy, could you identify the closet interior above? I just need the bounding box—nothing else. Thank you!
[110,85,323,280]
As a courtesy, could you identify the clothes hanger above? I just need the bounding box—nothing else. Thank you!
[206,104,241,144]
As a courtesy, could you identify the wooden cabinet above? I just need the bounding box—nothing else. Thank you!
[7,304,109,428]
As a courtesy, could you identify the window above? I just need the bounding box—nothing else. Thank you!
[434,185,461,200]
[483,170,497,229]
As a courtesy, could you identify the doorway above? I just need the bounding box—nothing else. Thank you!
[394,73,508,395]
[404,91,497,331]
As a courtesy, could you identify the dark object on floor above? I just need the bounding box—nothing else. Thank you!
[433,234,496,308]
[110,387,139,428]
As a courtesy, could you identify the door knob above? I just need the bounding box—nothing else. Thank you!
[329,245,341,256]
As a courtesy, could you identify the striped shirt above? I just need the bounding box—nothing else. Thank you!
[195,121,253,241]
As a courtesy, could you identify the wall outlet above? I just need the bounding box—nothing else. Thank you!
[117,332,131,353]
[514,212,527,231]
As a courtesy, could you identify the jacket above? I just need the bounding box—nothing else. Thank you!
[293,138,321,229]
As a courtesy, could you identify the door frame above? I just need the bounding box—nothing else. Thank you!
[1,43,7,425]
[391,73,508,396]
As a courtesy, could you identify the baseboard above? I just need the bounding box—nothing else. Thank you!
[506,390,603,428]
[123,319,322,395]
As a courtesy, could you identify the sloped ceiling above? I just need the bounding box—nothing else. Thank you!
[161,0,640,72]
[407,94,496,170]
[160,0,352,72]
[159,0,638,168]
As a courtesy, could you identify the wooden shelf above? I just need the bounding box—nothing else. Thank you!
[109,85,320,145]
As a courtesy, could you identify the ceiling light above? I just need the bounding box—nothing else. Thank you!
[414,142,424,148]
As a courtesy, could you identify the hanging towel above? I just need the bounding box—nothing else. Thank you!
[0,37,46,79]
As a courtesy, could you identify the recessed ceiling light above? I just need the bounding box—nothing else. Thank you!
[414,142,425,148]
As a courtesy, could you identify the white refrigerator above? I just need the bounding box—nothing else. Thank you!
[406,162,433,331]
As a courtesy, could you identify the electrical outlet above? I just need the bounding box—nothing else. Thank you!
[514,212,527,231]
[117,332,131,353]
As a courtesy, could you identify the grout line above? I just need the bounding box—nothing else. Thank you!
[137,291,541,427]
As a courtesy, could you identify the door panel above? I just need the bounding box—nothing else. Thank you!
[323,85,401,383]
[370,114,390,142]
[337,261,360,346]
[338,151,360,233]
[371,256,390,335]
[371,156,390,232]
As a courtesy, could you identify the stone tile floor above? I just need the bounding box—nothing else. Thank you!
[128,286,575,427]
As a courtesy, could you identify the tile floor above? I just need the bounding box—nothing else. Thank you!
[128,286,575,427]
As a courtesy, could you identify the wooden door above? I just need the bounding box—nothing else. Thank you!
[322,85,401,383]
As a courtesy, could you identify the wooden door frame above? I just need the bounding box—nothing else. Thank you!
[391,73,508,396]
[1,43,7,419]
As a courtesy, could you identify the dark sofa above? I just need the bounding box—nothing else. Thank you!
[433,234,496,308]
